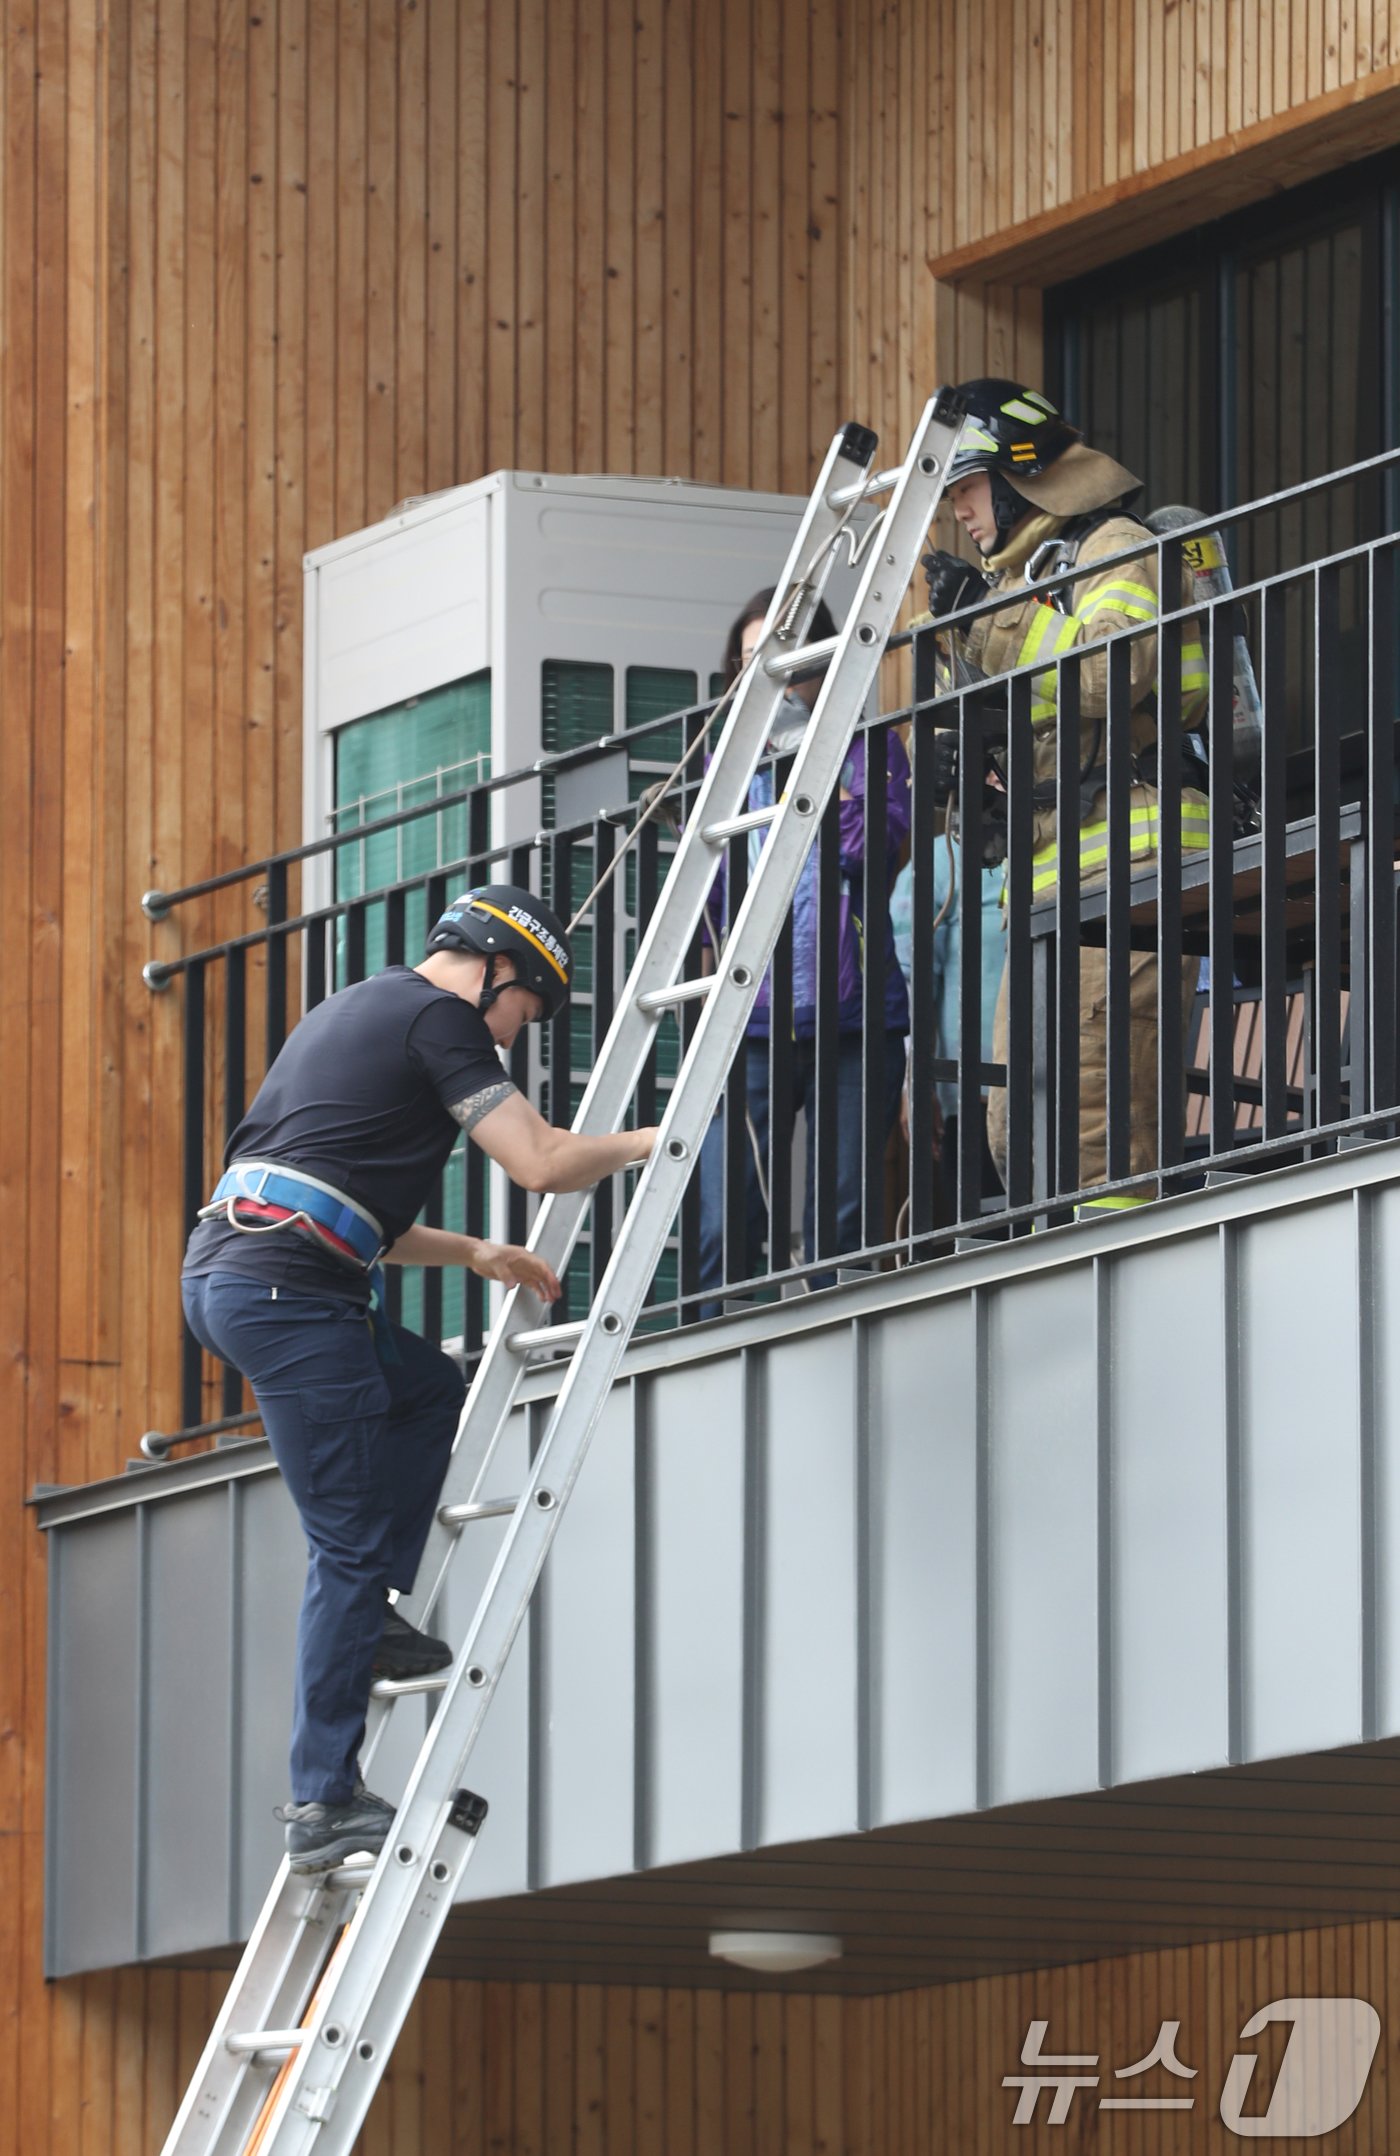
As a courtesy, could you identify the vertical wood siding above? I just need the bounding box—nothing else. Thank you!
[917,0,1400,261]
[6,1,1400,2145]
[7,1924,1400,2152]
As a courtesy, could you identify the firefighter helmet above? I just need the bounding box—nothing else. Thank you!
[947,379,1141,550]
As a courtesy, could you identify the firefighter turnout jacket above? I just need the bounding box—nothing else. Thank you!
[956,510,1211,899]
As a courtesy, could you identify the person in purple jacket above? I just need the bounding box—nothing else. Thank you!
[697,588,910,1315]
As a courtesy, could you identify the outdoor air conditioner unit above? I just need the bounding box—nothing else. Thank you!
[301,466,868,913]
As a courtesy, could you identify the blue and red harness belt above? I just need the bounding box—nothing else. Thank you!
[200,1160,386,1273]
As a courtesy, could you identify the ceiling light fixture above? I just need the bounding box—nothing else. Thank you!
[708,1930,843,1975]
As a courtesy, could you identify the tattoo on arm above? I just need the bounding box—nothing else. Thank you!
[450,1079,518,1135]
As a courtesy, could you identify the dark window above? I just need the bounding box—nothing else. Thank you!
[1047,152,1397,551]
[1047,154,1400,760]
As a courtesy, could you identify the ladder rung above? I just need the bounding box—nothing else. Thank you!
[637,976,715,1014]
[764,634,837,680]
[827,462,905,508]
[439,1493,521,1527]
[702,804,778,846]
[226,2028,308,2061]
[371,1670,451,1698]
[322,1857,377,1891]
[507,1318,585,1355]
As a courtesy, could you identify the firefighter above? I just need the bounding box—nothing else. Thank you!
[918,379,1209,1206]
[182,886,658,1871]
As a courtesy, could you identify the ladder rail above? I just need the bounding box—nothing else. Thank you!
[160,390,966,2156]
[231,390,964,2156]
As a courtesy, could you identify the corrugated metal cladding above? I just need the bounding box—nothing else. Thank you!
[39,1142,1400,1980]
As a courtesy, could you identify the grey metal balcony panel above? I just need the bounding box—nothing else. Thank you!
[985,1265,1102,1808]
[640,1353,749,1869]
[145,1485,236,1955]
[1237,1203,1366,1759]
[38,1145,1400,1978]
[1105,1237,1231,1784]
[865,1298,980,1825]
[756,1325,863,1847]
[232,1476,302,1938]
[536,1381,638,1887]
[45,1514,141,1974]
[433,1415,534,1904]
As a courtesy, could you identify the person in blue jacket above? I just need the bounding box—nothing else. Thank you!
[697,589,910,1313]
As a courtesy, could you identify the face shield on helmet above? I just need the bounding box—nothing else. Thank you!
[425,885,573,1022]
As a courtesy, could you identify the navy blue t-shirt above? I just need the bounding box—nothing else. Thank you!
[182,968,513,1304]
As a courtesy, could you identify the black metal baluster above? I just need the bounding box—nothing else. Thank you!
[181,962,207,1432]
[813,790,842,1269]
[1207,599,1237,1169]
[1104,636,1133,1188]
[1258,580,1288,1138]
[384,886,407,969]
[1155,538,1186,1175]
[1005,673,1034,1216]
[1312,567,1343,1136]
[907,707,938,1251]
[860,723,890,1252]
[222,948,247,1417]
[305,908,328,1012]
[721,828,750,1295]
[956,692,986,1231]
[506,842,533,1250]
[589,824,617,1305]
[345,900,367,986]
[1367,545,1397,1124]
[264,860,288,1064]
[1055,655,1083,1204]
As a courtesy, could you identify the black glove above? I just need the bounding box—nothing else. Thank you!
[921,548,989,620]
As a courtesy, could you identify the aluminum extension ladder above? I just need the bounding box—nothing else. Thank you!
[162,388,966,2156]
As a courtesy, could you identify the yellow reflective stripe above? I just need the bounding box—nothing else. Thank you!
[466,898,571,984]
[1076,1196,1151,1214]
[1015,604,1204,715]
[1015,604,1081,671]
[1078,581,1157,624]
[1179,635,1209,689]
[960,421,1000,456]
[1030,804,1211,892]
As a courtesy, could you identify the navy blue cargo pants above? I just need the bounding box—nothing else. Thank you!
[182,1272,465,1804]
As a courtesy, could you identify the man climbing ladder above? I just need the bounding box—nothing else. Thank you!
[182,886,659,1872]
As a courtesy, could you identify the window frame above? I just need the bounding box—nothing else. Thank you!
[1045,149,1399,518]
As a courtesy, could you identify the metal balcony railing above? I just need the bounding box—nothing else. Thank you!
[141,448,1400,1451]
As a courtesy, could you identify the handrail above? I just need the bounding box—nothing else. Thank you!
[140,696,707,919]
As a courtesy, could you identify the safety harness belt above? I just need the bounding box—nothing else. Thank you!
[201,1160,386,1272]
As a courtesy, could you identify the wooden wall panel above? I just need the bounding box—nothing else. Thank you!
[7,0,1400,2141]
[916,0,1400,262]
[11,1921,1400,2152]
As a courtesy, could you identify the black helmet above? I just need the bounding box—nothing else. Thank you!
[947,380,1081,553]
[426,884,573,1020]
[948,380,1080,486]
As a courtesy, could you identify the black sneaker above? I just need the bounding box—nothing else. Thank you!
[276,1784,396,1874]
[373,1601,453,1680]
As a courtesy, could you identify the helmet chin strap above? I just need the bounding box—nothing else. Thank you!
[475,952,503,1014]
[982,470,1031,554]
[476,955,537,1021]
